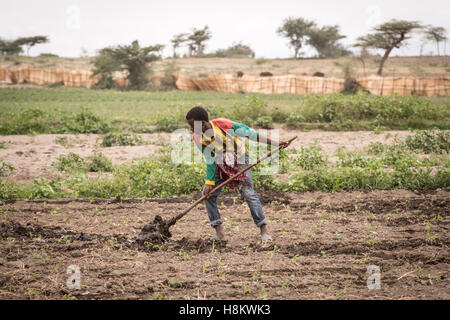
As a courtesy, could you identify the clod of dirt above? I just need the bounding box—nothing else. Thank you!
[136,215,172,244]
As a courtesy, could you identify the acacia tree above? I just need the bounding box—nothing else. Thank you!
[14,36,49,55]
[355,19,422,76]
[307,25,347,58]
[171,33,188,58]
[93,40,164,90]
[277,17,316,58]
[424,26,447,56]
[0,39,22,55]
[0,35,49,56]
[187,26,212,56]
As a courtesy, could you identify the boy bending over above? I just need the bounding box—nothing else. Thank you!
[186,106,289,242]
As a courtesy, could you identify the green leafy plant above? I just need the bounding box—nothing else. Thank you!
[294,143,327,170]
[53,153,86,172]
[255,116,274,129]
[0,160,14,177]
[101,132,142,147]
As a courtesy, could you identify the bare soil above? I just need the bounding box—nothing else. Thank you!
[0,188,449,300]
[0,130,414,183]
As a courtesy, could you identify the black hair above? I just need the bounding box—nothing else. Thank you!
[186,106,209,122]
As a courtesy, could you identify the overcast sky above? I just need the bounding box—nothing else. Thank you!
[1,0,449,58]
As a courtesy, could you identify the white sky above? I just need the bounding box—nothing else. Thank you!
[1,0,449,58]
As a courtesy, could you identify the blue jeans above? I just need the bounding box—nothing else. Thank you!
[203,154,267,228]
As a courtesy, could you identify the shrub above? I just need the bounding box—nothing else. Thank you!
[101,132,142,147]
[10,107,47,134]
[231,96,269,121]
[286,113,306,129]
[53,152,113,172]
[159,62,179,91]
[404,129,450,154]
[39,53,59,58]
[155,116,182,132]
[214,42,255,58]
[319,101,341,123]
[294,144,327,170]
[255,116,274,129]
[336,152,380,168]
[92,76,115,89]
[48,81,64,88]
[0,160,14,177]
[29,177,63,199]
[123,152,204,197]
[63,108,110,134]
[53,153,86,172]
[255,58,267,65]
[86,151,114,172]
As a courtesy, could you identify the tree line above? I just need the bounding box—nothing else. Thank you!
[0,18,447,89]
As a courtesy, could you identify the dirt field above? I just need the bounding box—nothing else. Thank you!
[0,129,414,183]
[1,130,449,300]
[0,188,449,300]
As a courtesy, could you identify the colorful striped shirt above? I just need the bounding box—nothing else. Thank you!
[193,118,259,186]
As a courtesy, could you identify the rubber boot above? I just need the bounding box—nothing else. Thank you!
[260,224,272,242]
[214,224,226,241]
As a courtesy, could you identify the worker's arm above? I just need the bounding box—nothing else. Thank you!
[230,121,290,147]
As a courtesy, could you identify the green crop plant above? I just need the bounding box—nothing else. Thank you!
[167,280,183,288]
[101,132,142,147]
[252,268,260,281]
[242,284,252,294]
[153,292,163,300]
[294,143,327,170]
[0,160,14,178]
[217,259,228,279]
[258,289,268,300]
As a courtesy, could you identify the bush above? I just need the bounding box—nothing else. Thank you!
[29,177,63,199]
[86,151,114,172]
[294,144,327,170]
[53,152,113,172]
[155,116,182,132]
[284,166,449,192]
[255,58,267,65]
[101,132,142,147]
[231,96,269,121]
[159,62,179,91]
[286,113,306,129]
[39,53,59,58]
[404,129,450,154]
[123,152,204,197]
[48,81,65,88]
[214,42,255,58]
[255,116,274,129]
[319,101,341,123]
[336,151,381,168]
[0,160,14,178]
[63,108,110,134]
[5,107,47,134]
[53,153,86,172]
[92,76,115,89]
